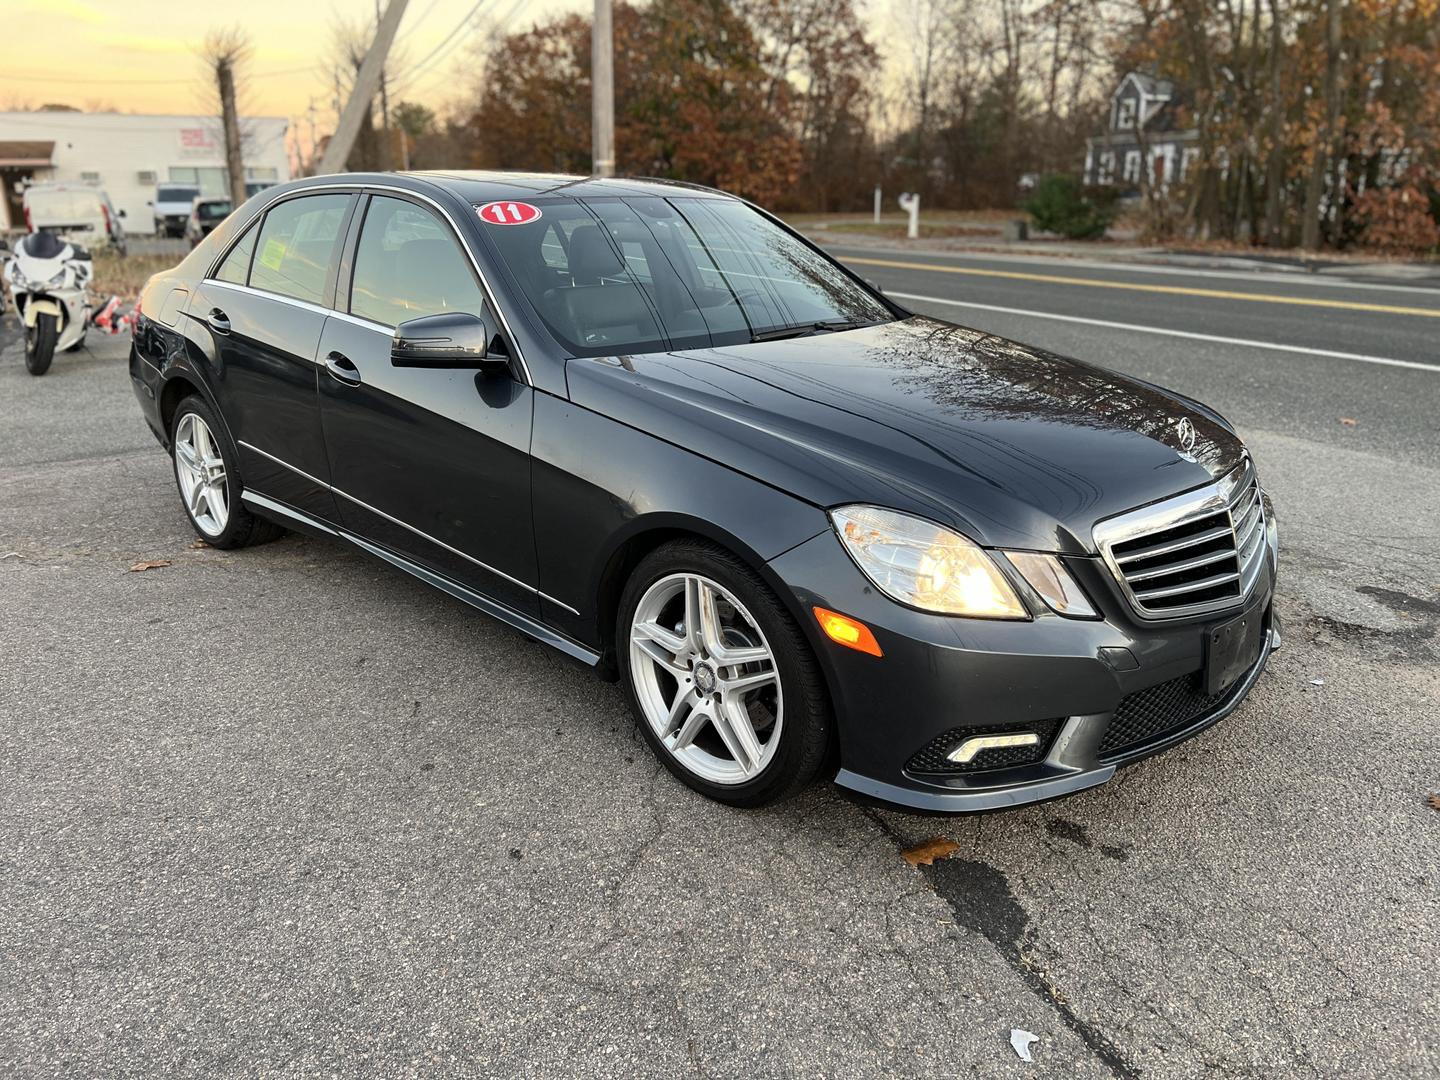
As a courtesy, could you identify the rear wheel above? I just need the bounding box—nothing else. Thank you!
[170,395,283,549]
[618,539,832,807]
[24,313,57,376]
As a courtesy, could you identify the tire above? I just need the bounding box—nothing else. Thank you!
[617,538,833,808]
[24,313,57,376]
[169,395,284,549]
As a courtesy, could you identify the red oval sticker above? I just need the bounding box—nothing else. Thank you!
[477,201,542,226]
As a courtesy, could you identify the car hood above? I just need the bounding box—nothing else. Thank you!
[564,317,1245,554]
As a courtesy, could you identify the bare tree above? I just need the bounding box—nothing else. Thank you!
[1300,0,1342,250]
[200,28,252,207]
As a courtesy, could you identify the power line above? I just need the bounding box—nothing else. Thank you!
[396,0,446,43]
[390,0,492,88]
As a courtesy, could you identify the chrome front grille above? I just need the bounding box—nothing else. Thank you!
[1094,461,1267,620]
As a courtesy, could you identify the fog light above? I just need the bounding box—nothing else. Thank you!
[946,732,1040,764]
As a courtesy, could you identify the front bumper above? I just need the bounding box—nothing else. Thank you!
[768,525,1279,813]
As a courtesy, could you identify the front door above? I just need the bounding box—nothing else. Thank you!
[193,191,354,521]
[317,193,538,615]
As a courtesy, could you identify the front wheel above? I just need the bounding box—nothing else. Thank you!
[24,313,57,376]
[617,539,833,808]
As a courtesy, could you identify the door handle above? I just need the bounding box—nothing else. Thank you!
[206,308,230,335]
[324,350,362,386]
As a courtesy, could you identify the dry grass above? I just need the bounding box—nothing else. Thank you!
[803,220,1004,240]
[785,208,1019,225]
[90,252,179,304]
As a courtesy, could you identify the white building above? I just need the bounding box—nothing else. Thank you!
[0,111,289,234]
[1084,73,1199,193]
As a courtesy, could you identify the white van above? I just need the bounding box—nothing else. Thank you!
[21,182,128,255]
[151,182,200,238]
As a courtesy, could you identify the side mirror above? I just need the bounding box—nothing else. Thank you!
[391,311,510,373]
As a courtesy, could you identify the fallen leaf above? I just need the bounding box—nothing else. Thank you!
[1427,793,1440,811]
[189,539,209,549]
[902,836,960,867]
[128,559,172,572]
[1338,417,1357,427]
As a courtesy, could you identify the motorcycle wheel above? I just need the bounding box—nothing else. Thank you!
[25,313,57,376]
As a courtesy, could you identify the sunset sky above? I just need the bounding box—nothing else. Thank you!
[1,1,594,147]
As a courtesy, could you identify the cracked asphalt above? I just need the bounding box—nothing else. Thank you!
[1,269,1437,1079]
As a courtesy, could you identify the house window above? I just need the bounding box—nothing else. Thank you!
[137,170,157,184]
[1123,151,1141,184]
[1098,152,1116,184]
[1179,147,1200,180]
[1116,98,1137,130]
[80,170,100,183]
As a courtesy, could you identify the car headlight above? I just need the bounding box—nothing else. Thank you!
[830,505,1027,619]
[1003,552,1098,618]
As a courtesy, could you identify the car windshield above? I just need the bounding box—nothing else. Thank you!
[26,189,102,225]
[198,201,233,221]
[158,186,199,203]
[481,195,893,356]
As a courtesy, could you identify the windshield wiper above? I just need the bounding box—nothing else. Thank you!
[748,319,866,343]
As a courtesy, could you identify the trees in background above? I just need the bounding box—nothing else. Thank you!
[469,0,872,207]
[1114,0,1440,252]
[450,0,1440,251]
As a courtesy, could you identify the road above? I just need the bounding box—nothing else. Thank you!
[1,249,1437,1078]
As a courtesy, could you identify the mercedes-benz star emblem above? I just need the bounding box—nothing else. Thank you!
[693,663,717,694]
[1174,417,1198,460]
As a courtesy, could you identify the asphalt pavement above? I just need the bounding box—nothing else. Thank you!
[1,250,1437,1079]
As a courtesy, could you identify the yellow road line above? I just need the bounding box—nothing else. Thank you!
[842,256,1440,319]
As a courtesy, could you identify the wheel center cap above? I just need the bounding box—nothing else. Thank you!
[693,662,717,694]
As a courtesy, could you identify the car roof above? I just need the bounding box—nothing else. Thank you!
[274,170,735,205]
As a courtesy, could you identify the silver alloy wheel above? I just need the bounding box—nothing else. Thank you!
[173,412,229,537]
[629,572,783,785]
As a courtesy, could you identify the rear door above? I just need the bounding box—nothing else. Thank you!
[190,190,355,521]
[316,191,538,614]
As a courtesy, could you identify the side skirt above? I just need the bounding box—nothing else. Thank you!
[242,490,600,667]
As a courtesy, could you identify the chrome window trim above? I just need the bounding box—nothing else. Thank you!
[1093,458,1267,621]
[210,280,333,322]
[199,181,532,385]
[235,438,579,616]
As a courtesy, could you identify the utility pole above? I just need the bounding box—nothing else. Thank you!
[375,0,391,170]
[319,0,410,175]
[217,53,246,207]
[305,97,319,175]
[591,0,614,176]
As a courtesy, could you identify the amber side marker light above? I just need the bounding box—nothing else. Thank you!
[813,607,883,657]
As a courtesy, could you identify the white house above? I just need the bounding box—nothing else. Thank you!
[1084,73,1199,193]
[0,112,289,234]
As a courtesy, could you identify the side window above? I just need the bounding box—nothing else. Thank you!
[248,193,350,305]
[349,195,486,328]
[213,222,257,285]
[539,224,567,269]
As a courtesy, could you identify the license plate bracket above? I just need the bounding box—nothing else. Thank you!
[1205,603,1266,697]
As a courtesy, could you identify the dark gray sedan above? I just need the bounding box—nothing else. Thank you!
[129,171,1278,812]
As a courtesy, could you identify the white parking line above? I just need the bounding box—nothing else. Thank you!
[889,291,1439,374]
